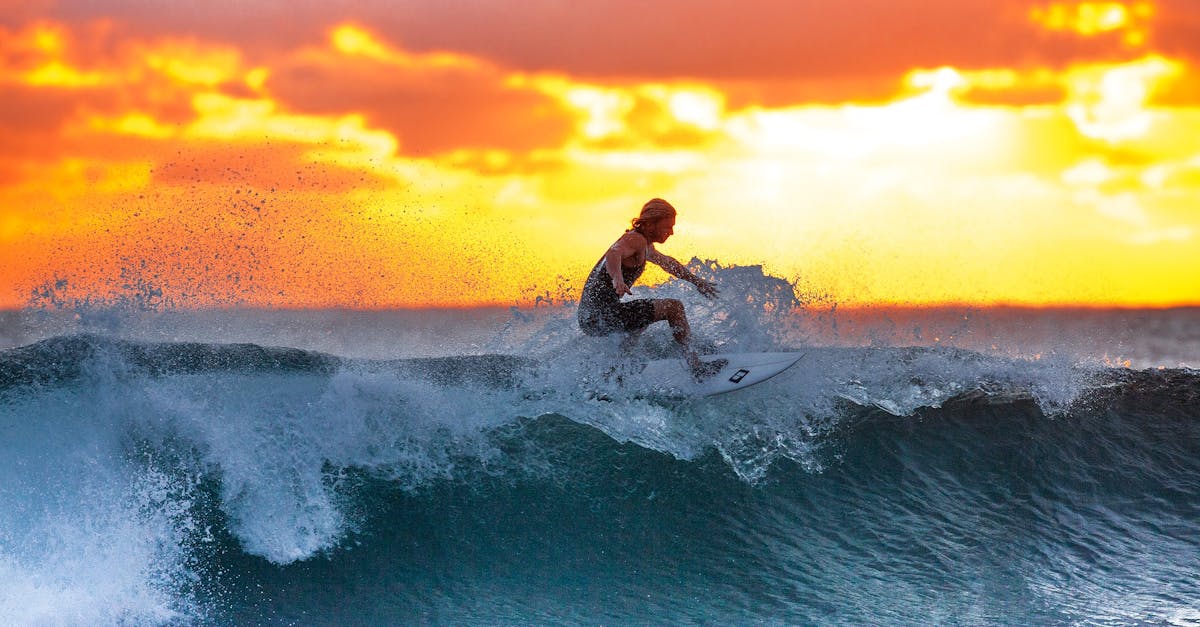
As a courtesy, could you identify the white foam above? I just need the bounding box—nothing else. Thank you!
[0,389,199,624]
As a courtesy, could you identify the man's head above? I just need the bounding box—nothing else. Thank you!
[632,198,677,243]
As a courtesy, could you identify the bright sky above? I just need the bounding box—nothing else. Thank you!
[1,0,1198,308]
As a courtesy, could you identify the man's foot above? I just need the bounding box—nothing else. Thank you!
[688,355,728,382]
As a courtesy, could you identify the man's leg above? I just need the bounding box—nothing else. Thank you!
[651,299,690,345]
[651,299,725,379]
[652,299,704,368]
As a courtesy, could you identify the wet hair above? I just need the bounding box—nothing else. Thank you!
[630,198,676,233]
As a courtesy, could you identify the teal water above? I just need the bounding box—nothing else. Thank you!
[1,330,1196,625]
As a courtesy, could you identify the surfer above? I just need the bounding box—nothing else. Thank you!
[578,198,721,377]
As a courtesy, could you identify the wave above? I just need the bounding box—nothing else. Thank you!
[1,318,1197,623]
[3,333,1195,488]
[0,333,535,392]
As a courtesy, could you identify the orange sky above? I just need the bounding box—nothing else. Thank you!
[2,0,1199,309]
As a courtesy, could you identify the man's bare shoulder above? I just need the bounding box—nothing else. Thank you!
[611,230,648,251]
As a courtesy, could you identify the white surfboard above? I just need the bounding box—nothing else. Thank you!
[634,352,803,397]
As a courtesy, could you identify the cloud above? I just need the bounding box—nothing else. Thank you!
[18,1,1198,121]
[0,85,78,180]
[1152,0,1200,60]
[37,0,1198,97]
[151,143,397,192]
[329,0,1151,78]
[0,21,241,152]
[263,25,577,156]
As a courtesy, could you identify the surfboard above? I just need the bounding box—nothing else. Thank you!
[632,352,803,397]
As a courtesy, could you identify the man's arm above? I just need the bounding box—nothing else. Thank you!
[605,232,644,297]
[647,247,719,298]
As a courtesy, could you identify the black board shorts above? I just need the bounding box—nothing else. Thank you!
[578,298,657,337]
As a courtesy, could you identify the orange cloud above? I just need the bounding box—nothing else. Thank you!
[263,24,577,156]
[36,1,1199,91]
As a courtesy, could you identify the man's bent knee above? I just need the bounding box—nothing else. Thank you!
[657,296,686,319]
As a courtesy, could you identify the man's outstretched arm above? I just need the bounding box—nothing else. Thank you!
[647,248,719,298]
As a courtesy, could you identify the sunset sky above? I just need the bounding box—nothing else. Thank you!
[2,0,1198,309]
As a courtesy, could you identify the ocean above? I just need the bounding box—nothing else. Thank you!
[1,266,1197,625]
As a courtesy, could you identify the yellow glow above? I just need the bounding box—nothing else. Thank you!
[666,89,724,130]
[907,66,967,93]
[565,146,703,173]
[187,94,398,161]
[1030,1,1154,46]
[1084,3,1129,33]
[187,94,273,137]
[1032,2,1126,33]
[10,26,244,90]
[969,69,1022,90]
[1062,159,1114,186]
[724,69,1000,163]
[31,23,66,53]
[1064,55,1182,142]
[331,24,392,60]
[561,86,633,140]
[26,158,154,199]
[523,78,729,144]
[245,66,269,91]
[89,112,177,139]
[144,45,240,86]
[328,23,479,70]
[23,60,110,87]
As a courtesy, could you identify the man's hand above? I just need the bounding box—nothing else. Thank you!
[694,279,719,299]
[612,278,633,297]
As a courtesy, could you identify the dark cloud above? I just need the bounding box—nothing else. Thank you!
[40,0,1183,84]
[0,0,55,27]
[264,51,577,156]
[0,77,198,178]
[360,0,1065,78]
[1152,0,1200,60]
[0,86,78,160]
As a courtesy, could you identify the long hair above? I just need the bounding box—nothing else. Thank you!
[630,198,676,233]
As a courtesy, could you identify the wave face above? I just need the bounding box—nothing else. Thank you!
[2,275,1199,624]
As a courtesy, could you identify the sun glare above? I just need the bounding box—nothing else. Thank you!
[560,85,633,140]
[667,90,724,130]
[725,67,999,162]
[1065,55,1181,142]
